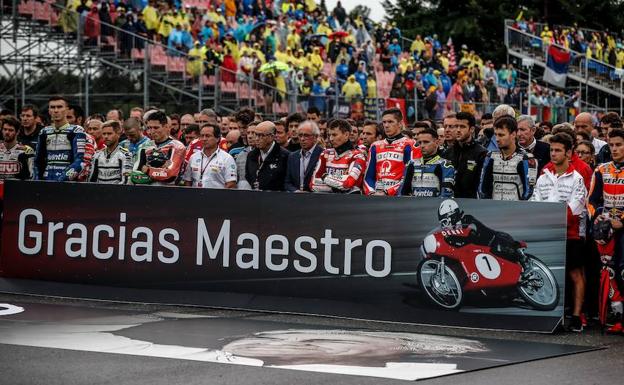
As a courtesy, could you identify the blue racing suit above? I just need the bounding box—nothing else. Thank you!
[400,153,455,197]
[34,123,87,181]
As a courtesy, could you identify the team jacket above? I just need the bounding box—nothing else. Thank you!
[588,161,624,220]
[400,153,455,197]
[363,134,420,196]
[478,148,538,201]
[34,123,86,181]
[310,141,367,193]
[0,142,34,198]
[135,137,186,185]
[89,145,133,184]
[531,164,587,239]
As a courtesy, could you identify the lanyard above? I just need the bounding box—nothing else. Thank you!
[200,150,219,180]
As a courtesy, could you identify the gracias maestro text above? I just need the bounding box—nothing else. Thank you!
[16,209,392,277]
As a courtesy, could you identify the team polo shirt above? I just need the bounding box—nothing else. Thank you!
[183,148,237,188]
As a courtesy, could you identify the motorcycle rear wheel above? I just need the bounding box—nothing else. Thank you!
[517,255,559,311]
[417,259,464,310]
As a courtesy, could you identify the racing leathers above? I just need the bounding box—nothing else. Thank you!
[135,137,186,185]
[34,123,87,181]
[310,141,367,193]
[363,134,420,196]
[400,152,455,197]
[588,161,624,323]
[478,147,538,200]
[0,142,34,198]
[445,214,524,263]
[77,133,96,182]
[120,136,155,167]
[89,145,133,184]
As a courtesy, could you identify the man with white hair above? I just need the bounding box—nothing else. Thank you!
[575,112,606,154]
[517,114,550,175]
[492,104,516,120]
[285,120,323,192]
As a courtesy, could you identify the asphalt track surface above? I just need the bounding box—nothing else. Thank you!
[0,293,623,385]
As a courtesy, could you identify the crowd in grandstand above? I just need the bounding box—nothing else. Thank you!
[45,0,586,121]
[2,94,624,334]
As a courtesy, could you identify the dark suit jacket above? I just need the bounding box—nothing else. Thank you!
[245,142,290,191]
[284,145,324,192]
[529,140,550,175]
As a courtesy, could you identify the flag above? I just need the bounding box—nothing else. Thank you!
[543,45,571,88]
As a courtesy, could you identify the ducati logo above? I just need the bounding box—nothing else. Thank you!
[379,161,393,177]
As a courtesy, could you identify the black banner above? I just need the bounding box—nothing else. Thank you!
[1,180,567,331]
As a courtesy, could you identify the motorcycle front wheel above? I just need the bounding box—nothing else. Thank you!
[517,255,560,311]
[417,258,464,310]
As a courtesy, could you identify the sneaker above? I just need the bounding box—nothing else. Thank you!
[569,316,583,332]
[606,322,623,334]
[580,313,588,327]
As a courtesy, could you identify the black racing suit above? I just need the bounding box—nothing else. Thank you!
[445,214,522,263]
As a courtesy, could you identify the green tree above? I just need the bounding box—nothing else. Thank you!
[383,0,624,62]
[349,5,371,21]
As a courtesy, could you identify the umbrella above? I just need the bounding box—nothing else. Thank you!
[599,266,611,333]
[329,31,349,39]
[259,61,290,73]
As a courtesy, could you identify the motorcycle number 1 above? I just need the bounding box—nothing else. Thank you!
[475,253,501,280]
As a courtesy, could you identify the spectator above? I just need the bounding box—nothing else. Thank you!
[285,113,305,152]
[0,116,33,188]
[106,108,123,123]
[245,121,289,191]
[575,140,596,170]
[183,124,200,145]
[341,75,363,102]
[284,120,323,192]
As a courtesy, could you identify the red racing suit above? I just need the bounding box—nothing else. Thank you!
[363,134,420,196]
[310,142,367,193]
[588,161,624,308]
[135,137,186,185]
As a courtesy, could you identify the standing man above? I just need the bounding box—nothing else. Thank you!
[120,117,155,166]
[106,109,124,123]
[285,113,305,152]
[18,104,42,152]
[34,96,87,181]
[441,113,457,155]
[479,115,538,200]
[363,108,421,196]
[0,117,34,198]
[517,115,550,175]
[86,117,106,150]
[359,120,384,155]
[311,119,367,193]
[89,120,133,184]
[183,123,237,189]
[588,128,624,333]
[245,121,289,191]
[575,112,606,154]
[400,128,455,197]
[445,111,488,198]
[532,133,587,332]
[133,111,186,185]
[284,120,323,192]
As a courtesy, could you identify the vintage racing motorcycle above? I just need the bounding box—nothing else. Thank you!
[417,225,560,311]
